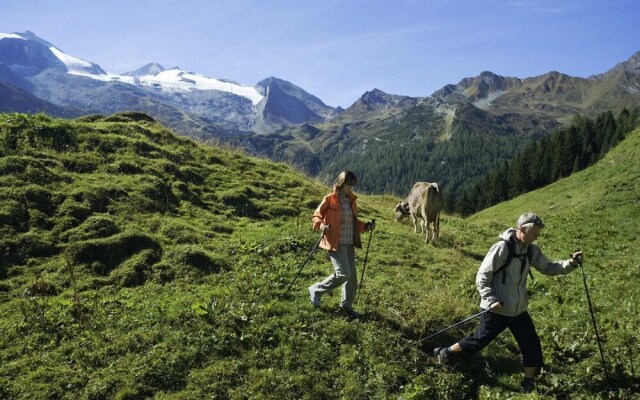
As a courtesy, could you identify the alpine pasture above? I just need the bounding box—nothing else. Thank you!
[0,113,638,399]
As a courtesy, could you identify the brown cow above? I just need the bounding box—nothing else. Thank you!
[394,182,443,243]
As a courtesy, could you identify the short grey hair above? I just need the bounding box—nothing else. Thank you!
[517,212,545,231]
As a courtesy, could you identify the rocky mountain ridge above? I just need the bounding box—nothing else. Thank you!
[1,31,639,139]
[224,50,640,195]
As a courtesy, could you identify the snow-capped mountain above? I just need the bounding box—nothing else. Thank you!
[0,31,338,136]
[65,59,264,106]
[0,31,105,76]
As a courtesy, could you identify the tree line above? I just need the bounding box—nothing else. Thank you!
[220,106,638,217]
[451,108,640,215]
[324,117,539,201]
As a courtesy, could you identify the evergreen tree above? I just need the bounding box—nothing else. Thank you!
[455,109,639,214]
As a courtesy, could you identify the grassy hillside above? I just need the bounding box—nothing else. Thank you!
[0,113,638,399]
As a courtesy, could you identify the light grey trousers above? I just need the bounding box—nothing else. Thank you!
[311,244,357,309]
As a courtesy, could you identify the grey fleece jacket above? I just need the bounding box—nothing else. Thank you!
[476,229,578,317]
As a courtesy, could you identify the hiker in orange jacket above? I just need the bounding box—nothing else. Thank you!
[308,170,375,318]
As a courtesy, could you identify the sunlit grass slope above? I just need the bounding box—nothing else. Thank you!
[0,113,637,399]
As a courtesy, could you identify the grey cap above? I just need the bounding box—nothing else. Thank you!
[516,212,545,228]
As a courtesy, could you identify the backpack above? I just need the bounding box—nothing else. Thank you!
[493,236,534,283]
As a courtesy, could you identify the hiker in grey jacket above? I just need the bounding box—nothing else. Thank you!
[434,212,584,393]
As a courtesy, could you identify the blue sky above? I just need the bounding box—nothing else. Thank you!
[2,0,639,108]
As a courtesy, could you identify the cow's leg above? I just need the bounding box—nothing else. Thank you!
[434,214,440,242]
[424,221,431,244]
[411,213,418,233]
[421,205,429,243]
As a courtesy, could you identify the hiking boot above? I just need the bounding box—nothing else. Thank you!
[339,306,362,320]
[433,347,451,365]
[520,378,536,393]
[308,286,321,308]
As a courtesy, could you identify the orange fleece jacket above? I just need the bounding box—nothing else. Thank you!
[312,191,368,251]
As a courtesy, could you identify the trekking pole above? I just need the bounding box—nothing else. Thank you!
[423,308,491,341]
[422,306,497,342]
[284,231,325,296]
[577,257,610,380]
[355,219,375,304]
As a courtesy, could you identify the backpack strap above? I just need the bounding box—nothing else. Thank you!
[494,237,534,283]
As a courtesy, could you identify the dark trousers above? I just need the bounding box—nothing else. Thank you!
[458,310,544,368]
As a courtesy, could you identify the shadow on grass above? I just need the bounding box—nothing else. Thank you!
[365,310,526,394]
[459,249,485,262]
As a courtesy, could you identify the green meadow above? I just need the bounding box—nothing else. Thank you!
[1,113,638,399]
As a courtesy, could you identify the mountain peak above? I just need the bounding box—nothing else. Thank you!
[612,51,640,74]
[479,70,498,77]
[432,71,522,103]
[587,51,640,81]
[255,76,300,93]
[358,88,418,107]
[252,76,338,133]
[359,88,392,105]
[337,88,418,123]
[17,31,49,43]
[361,88,387,98]
[122,62,166,77]
[1,31,55,47]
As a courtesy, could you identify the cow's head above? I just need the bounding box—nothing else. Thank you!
[394,202,410,221]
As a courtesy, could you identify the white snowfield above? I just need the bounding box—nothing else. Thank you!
[49,47,94,70]
[0,33,25,40]
[65,66,264,106]
[137,69,264,105]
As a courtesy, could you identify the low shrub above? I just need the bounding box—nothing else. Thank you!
[16,231,58,259]
[220,189,261,218]
[166,245,230,275]
[57,198,91,222]
[0,156,27,175]
[160,219,206,244]
[0,199,29,231]
[262,204,300,218]
[148,263,175,284]
[65,232,162,275]
[3,231,58,266]
[74,114,105,123]
[111,249,161,287]
[103,160,143,175]
[110,112,156,123]
[11,184,57,215]
[60,153,102,173]
[137,176,179,213]
[73,186,127,214]
[62,214,121,242]
[177,166,206,184]
[28,209,53,230]
[0,114,77,153]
